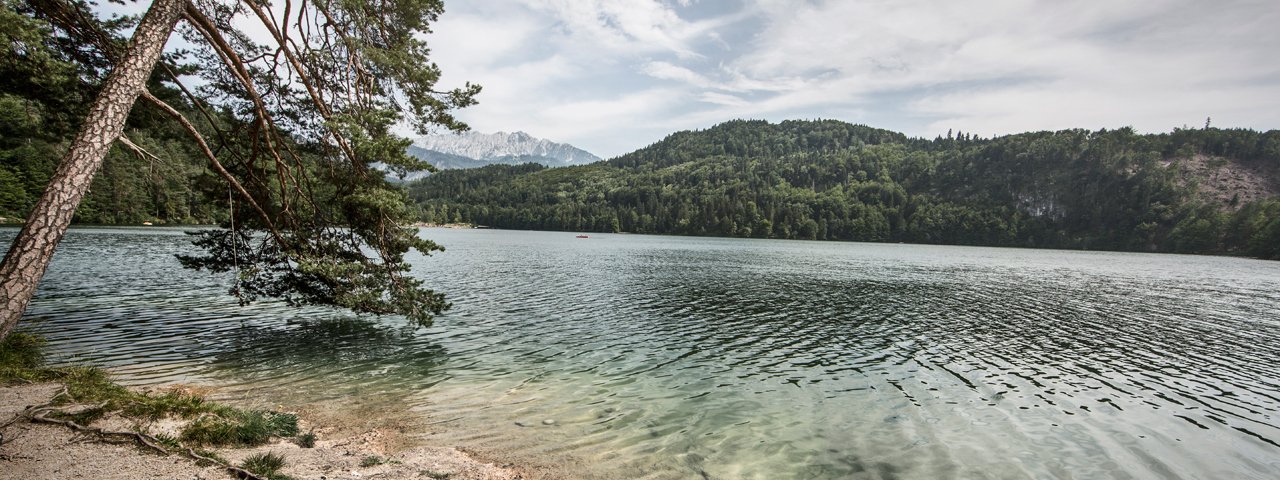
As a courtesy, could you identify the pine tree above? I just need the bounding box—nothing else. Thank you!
[0,0,479,339]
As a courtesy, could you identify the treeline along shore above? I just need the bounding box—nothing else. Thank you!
[409,120,1280,259]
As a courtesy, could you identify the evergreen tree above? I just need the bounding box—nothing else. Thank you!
[0,0,479,340]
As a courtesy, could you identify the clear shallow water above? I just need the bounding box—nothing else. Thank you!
[7,227,1280,479]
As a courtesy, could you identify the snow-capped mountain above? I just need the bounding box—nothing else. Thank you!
[414,131,601,168]
[382,131,602,181]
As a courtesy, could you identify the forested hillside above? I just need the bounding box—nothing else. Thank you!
[0,3,223,225]
[408,119,1280,259]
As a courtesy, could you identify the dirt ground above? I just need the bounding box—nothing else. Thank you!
[0,383,526,480]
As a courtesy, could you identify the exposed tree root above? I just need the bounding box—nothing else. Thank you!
[28,412,172,455]
[0,386,65,445]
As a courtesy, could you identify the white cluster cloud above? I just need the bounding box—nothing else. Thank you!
[427,0,1280,157]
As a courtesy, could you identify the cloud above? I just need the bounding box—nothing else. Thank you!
[541,88,686,133]
[913,82,1280,137]
[698,92,750,107]
[643,61,706,83]
[423,0,1280,157]
[428,10,544,68]
[526,0,705,58]
[425,0,759,155]
[725,0,1280,137]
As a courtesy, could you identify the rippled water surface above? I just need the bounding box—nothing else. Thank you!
[9,227,1280,479]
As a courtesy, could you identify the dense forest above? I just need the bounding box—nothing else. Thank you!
[408,120,1280,259]
[0,3,225,225]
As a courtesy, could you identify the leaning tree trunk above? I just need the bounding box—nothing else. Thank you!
[0,0,186,340]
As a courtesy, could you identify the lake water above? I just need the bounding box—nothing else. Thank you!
[7,227,1280,479]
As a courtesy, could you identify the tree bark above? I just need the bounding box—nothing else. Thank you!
[0,0,186,340]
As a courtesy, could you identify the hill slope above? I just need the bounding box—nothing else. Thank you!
[407,119,1280,259]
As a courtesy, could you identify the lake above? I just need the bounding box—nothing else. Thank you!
[8,227,1280,479]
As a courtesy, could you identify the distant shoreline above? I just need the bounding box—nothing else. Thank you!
[414,222,484,229]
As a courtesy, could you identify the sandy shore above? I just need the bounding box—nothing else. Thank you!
[0,383,526,480]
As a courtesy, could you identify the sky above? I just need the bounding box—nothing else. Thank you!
[422,0,1280,158]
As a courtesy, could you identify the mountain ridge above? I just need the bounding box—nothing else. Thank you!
[415,130,600,167]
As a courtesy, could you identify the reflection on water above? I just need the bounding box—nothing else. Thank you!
[8,227,1280,479]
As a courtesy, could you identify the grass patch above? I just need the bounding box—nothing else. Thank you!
[1,335,127,405]
[46,405,109,425]
[5,352,235,422]
[360,454,402,467]
[240,452,295,480]
[180,409,298,447]
[295,430,316,448]
[122,389,232,420]
[3,333,297,450]
[59,366,133,405]
[0,332,44,370]
[421,470,453,479]
[153,433,183,450]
